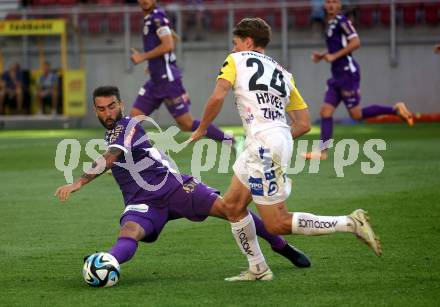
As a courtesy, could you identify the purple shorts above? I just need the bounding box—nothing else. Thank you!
[120,177,219,243]
[133,78,191,118]
[324,71,361,109]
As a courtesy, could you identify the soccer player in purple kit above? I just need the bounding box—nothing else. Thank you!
[54,86,310,279]
[304,0,414,160]
[130,0,233,144]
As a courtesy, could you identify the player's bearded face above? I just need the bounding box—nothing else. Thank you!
[94,96,124,130]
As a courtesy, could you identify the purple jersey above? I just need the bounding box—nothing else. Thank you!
[142,6,182,82]
[105,116,186,206]
[325,14,359,76]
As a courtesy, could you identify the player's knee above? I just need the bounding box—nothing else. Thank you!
[119,221,144,241]
[348,107,363,120]
[222,199,247,221]
[177,120,193,132]
[320,106,333,118]
[349,112,362,120]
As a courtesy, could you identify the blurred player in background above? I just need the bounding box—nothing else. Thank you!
[434,43,440,54]
[130,0,234,144]
[305,0,414,160]
[55,86,311,275]
[191,17,382,282]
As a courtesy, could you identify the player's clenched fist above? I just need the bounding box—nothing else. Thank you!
[130,48,146,65]
[311,51,326,63]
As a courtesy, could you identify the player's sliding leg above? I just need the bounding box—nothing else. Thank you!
[255,202,382,257]
[107,220,148,264]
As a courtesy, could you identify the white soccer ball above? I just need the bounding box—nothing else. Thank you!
[82,252,120,288]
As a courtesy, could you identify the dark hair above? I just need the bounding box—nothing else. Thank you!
[233,17,271,49]
[92,86,121,104]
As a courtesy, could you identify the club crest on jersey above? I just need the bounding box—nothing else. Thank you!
[249,177,264,196]
[154,18,163,28]
[182,178,199,193]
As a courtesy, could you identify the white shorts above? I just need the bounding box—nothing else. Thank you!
[233,127,293,205]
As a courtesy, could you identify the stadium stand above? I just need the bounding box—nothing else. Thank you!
[21,0,440,34]
[425,2,440,25]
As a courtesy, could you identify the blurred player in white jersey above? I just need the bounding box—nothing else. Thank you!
[190,17,382,281]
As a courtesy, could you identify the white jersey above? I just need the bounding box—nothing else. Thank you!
[218,51,307,137]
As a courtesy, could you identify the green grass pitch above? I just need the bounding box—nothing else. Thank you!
[1,123,440,306]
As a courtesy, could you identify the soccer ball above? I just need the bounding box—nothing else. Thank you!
[82,252,120,288]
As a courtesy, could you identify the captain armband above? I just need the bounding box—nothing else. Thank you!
[157,26,172,37]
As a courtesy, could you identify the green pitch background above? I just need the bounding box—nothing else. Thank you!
[1,123,439,306]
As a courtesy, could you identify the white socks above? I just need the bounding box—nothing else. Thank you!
[292,212,353,235]
[230,213,268,274]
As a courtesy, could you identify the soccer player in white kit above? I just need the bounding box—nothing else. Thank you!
[190,18,382,281]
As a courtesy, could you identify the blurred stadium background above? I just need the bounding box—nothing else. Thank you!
[0,0,439,129]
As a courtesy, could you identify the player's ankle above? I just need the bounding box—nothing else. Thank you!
[250,261,269,275]
[346,216,355,233]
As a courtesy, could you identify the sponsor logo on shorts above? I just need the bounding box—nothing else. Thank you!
[298,219,337,229]
[123,204,149,215]
[249,176,264,196]
[236,228,254,256]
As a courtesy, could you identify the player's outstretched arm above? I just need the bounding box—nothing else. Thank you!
[54,147,123,202]
[287,109,311,139]
[189,78,231,142]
